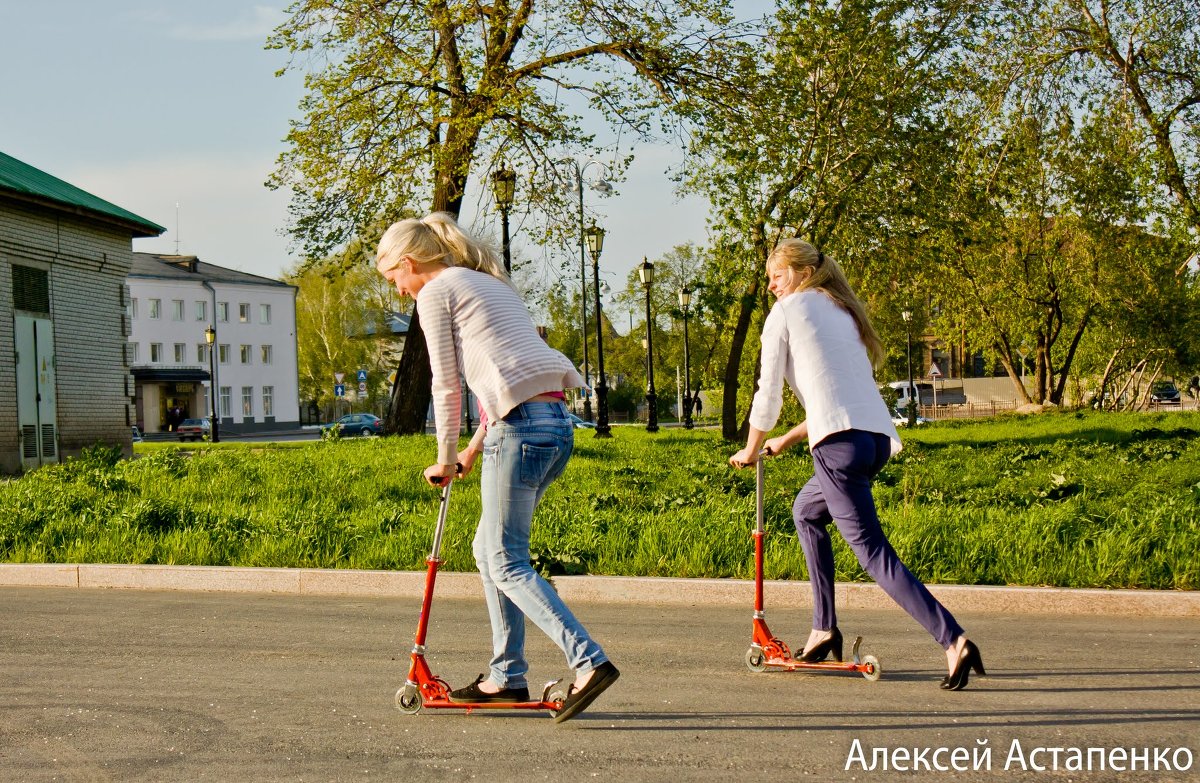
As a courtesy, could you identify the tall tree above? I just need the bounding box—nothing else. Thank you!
[680,0,971,437]
[269,0,743,434]
[1042,0,1200,242]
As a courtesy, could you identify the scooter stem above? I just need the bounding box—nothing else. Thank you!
[413,481,453,650]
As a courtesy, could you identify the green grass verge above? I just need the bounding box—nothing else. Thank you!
[2,410,1198,589]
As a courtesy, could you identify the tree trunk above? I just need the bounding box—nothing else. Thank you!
[383,127,472,435]
[385,310,433,434]
[721,278,760,440]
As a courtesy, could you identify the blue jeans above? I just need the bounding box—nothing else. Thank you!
[793,429,964,649]
[472,401,608,688]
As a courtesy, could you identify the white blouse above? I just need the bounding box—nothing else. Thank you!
[748,289,901,455]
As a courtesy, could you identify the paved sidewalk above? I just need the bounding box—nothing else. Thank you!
[1,587,1197,782]
[2,563,1199,617]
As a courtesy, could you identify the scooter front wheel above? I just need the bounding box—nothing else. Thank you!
[395,684,423,714]
[860,655,882,682]
[744,647,767,673]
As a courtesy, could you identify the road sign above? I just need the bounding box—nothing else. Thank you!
[334,372,345,383]
[358,382,367,394]
[334,384,345,397]
[357,369,368,382]
[928,362,942,379]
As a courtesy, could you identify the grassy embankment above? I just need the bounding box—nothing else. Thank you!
[2,410,1198,589]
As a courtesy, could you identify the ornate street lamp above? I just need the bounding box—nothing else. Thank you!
[639,257,658,432]
[554,158,612,422]
[901,310,916,427]
[585,223,612,437]
[680,286,693,430]
[490,162,516,274]
[204,326,220,443]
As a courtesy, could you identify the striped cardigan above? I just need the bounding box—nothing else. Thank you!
[415,266,585,464]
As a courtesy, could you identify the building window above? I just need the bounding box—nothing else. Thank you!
[131,298,139,319]
[195,300,207,321]
[260,304,271,324]
[129,342,139,363]
[174,343,186,363]
[149,299,161,319]
[218,344,230,364]
[262,386,274,417]
[12,265,51,313]
[260,345,273,365]
[220,387,232,418]
[239,303,250,323]
[242,386,254,416]
[197,344,209,363]
[240,344,252,364]
[217,302,229,322]
[172,299,184,321]
[150,343,163,362]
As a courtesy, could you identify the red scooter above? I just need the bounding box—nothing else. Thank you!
[743,449,882,681]
[394,477,568,716]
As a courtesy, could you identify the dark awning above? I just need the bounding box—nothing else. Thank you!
[131,367,212,383]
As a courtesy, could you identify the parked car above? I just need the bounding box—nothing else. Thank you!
[176,418,211,442]
[892,412,929,427]
[568,413,596,429]
[1150,381,1181,404]
[322,413,384,437]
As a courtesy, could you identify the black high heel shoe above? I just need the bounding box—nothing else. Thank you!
[799,628,843,663]
[940,640,985,691]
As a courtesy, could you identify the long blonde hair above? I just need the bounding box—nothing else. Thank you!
[767,239,884,368]
[376,212,509,282]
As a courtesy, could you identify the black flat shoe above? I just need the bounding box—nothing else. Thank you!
[799,628,843,663]
[554,661,620,724]
[940,640,985,691]
[448,674,530,703]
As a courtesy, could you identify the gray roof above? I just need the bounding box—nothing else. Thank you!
[129,253,295,289]
[360,310,411,337]
[0,150,165,237]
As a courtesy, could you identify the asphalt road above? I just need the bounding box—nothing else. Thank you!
[1,587,1197,782]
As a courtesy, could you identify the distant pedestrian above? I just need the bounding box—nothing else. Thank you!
[729,238,985,690]
[376,212,619,722]
[692,392,703,416]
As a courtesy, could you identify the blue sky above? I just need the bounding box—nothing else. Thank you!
[0,1,715,285]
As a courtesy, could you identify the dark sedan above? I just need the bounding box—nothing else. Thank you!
[322,413,384,437]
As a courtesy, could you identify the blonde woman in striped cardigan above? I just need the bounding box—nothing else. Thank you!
[376,212,619,723]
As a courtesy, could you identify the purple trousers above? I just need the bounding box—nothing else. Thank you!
[793,429,963,648]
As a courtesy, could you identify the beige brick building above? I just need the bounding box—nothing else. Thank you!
[0,150,164,473]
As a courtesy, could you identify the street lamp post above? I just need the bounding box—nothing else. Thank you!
[490,162,516,274]
[586,223,612,438]
[901,310,916,427]
[680,286,693,430]
[639,257,658,433]
[204,326,220,443]
[556,158,612,423]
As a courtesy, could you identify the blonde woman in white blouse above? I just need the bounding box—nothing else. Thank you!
[376,213,619,722]
[730,239,985,691]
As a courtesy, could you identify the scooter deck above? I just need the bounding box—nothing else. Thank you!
[419,698,563,713]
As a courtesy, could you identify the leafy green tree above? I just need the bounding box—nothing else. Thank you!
[289,259,396,416]
[269,0,744,434]
[679,0,970,437]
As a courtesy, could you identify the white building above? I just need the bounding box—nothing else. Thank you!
[126,253,299,435]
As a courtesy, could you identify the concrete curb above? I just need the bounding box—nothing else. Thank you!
[2,563,1198,617]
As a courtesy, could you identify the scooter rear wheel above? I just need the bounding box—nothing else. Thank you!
[744,647,767,673]
[395,685,423,714]
[860,655,882,682]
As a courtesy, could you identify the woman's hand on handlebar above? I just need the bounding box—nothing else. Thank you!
[423,462,461,487]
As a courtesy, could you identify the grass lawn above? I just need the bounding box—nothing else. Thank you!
[2,409,1197,589]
